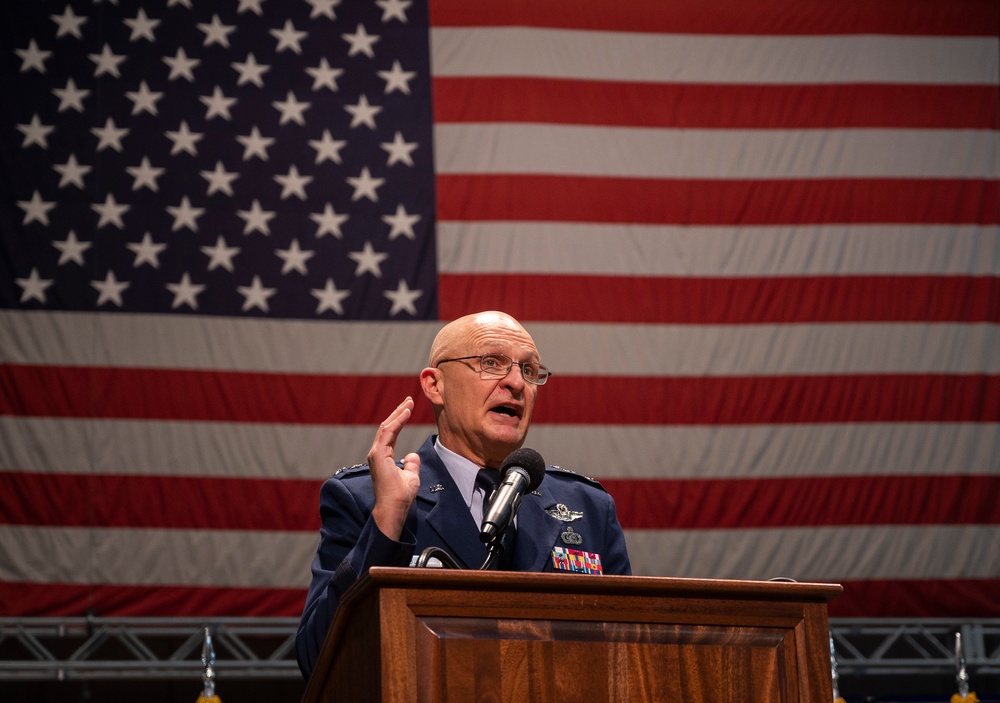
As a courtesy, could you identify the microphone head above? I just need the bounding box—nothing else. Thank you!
[501,448,546,492]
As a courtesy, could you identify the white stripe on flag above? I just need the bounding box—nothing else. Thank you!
[3,312,997,375]
[2,524,993,587]
[437,224,1000,276]
[431,29,998,84]
[625,525,1000,581]
[435,126,999,179]
[0,525,316,589]
[3,417,995,480]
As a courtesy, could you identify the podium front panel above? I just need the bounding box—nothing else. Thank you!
[302,569,841,703]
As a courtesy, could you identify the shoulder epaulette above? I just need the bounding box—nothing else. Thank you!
[332,463,370,479]
[546,465,607,491]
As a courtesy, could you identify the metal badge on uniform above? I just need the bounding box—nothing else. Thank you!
[551,547,603,575]
[545,503,583,522]
[429,483,444,492]
[560,526,583,545]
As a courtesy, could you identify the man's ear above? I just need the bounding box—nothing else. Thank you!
[419,367,443,405]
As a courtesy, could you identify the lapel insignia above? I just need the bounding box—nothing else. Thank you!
[545,503,583,522]
[429,483,444,493]
[560,526,583,545]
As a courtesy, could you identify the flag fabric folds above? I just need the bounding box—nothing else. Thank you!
[1,0,997,619]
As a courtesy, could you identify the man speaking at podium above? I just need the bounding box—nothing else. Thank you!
[296,311,632,678]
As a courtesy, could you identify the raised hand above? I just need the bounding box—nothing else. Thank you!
[368,396,421,540]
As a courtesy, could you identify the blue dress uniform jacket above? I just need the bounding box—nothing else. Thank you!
[295,435,631,679]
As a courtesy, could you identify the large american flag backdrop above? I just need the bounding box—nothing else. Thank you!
[1,0,997,620]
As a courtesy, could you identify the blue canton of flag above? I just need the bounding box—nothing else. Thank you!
[1,0,437,320]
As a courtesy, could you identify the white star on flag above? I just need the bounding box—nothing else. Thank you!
[53,231,91,266]
[275,165,313,200]
[127,233,167,268]
[165,121,203,156]
[16,40,51,73]
[91,270,130,307]
[53,79,90,112]
[89,44,127,78]
[306,58,343,91]
[346,166,384,202]
[92,117,129,152]
[126,81,163,116]
[92,193,130,229]
[200,86,237,121]
[201,161,239,196]
[238,199,276,235]
[237,126,274,161]
[166,196,205,232]
[382,204,420,240]
[273,91,310,125]
[201,236,241,272]
[198,15,236,48]
[341,23,379,58]
[381,131,418,166]
[348,241,388,277]
[126,157,164,192]
[232,53,270,87]
[383,279,422,316]
[17,115,54,149]
[377,60,416,94]
[237,275,276,312]
[164,47,200,81]
[271,20,308,54]
[124,8,160,42]
[54,155,92,189]
[167,273,206,309]
[312,278,350,315]
[16,268,54,304]
[18,191,56,226]
[309,130,347,164]
[344,94,381,129]
[311,204,349,238]
[276,239,315,275]
[51,6,88,39]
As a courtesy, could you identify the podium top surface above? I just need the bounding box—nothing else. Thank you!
[361,567,843,604]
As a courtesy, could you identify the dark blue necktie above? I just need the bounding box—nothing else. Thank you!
[476,468,517,570]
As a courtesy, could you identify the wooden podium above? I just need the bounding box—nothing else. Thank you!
[301,567,842,703]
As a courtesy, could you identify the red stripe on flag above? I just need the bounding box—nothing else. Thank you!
[430,0,998,36]
[602,475,1000,529]
[3,365,999,424]
[0,365,426,424]
[536,374,1000,424]
[0,472,322,531]
[2,366,998,424]
[0,582,307,618]
[439,274,1000,323]
[828,579,1000,618]
[3,473,997,531]
[434,78,999,129]
[436,176,1000,226]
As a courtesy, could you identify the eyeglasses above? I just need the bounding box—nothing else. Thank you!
[435,353,551,385]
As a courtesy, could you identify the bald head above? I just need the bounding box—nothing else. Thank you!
[421,311,541,466]
[429,311,533,367]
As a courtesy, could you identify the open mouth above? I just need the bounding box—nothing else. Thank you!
[490,404,521,419]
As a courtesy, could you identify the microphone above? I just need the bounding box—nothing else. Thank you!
[480,448,546,543]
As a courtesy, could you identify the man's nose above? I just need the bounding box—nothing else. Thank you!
[502,363,526,391]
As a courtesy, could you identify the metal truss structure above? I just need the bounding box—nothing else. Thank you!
[1,617,998,687]
[0,617,299,681]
